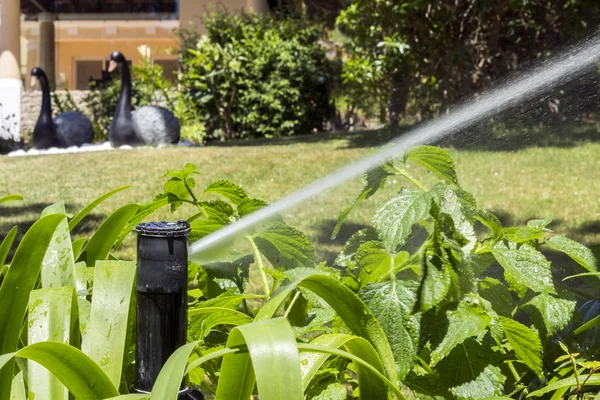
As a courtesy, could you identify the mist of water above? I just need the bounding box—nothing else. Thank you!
[189,33,600,263]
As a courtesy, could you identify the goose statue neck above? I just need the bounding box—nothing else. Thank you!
[37,70,53,124]
[115,60,133,118]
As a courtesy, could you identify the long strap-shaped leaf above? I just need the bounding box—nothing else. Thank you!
[0,342,120,399]
[255,272,397,385]
[216,318,304,400]
[41,202,76,288]
[83,261,136,388]
[78,204,140,267]
[0,225,17,267]
[69,186,130,231]
[300,334,388,399]
[0,214,65,399]
[10,371,26,400]
[0,194,24,205]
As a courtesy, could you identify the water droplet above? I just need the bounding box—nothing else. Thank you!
[427,378,436,386]
[300,359,308,366]
[365,268,372,273]
[101,355,110,366]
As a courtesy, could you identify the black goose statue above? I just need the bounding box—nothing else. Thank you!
[31,67,94,149]
[108,51,180,147]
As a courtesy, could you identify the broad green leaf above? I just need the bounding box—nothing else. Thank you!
[71,237,86,259]
[491,243,555,294]
[163,162,200,181]
[189,214,229,242]
[188,307,253,340]
[404,145,458,185]
[472,210,503,242]
[438,186,476,251]
[149,341,199,400]
[115,194,169,249]
[332,165,391,239]
[0,214,64,400]
[216,318,303,400]
[360,280,420,379]
[527,218,553,230]
[0,194,23,204]
[203,253,253,282]
[417,253,453,312]
[404,373,451,399]
[28,287,79,400]
[203,180,247,205]
[438,339,506,399]
[10,371,26,400]
[478,277,514,317]
[82,261,135,388]
[528,374,600,397]
[308,382,347,400]
[0,342,119,399]
[335,228,379,268]
[254,223,315,269]
[255,271,397,383]
[299,334,388,399]
[68,186,129,230]
[503,226,545,243]
[237,198,267,217]
[373,188,432,250]
[430,297,491,366]
[0,225,17,268]
[162,163,201,211]
[78,204,140,266]
[355,241,408,286]
[198,200,235,218]
[521,292,576,337]
[546,235,597,272]
[41,202,75,288]
[499,317,543,378]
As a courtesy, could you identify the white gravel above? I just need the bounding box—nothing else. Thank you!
[7,142,134,157]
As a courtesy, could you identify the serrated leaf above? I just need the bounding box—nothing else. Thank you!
[527,218,552,230]
[546,235,597,272]
[430,298,491,366]
[332,165,392,239]
[503,227,545,243]
[360,280,421,379]
[237,198,267,217]
[438,339,506,400]
[438,186,477,251]
[189,215,229,243]
[163,162,200,181]
[203,180,247,205]
[479,277,514,317]
[308,382,347,400]
[355,241,408,286]
[521,292,576,337]
[472,209,503,241]
[199,200,235,218]
[335,228,379,268]
[491,242,555,294]
[417,253,453,312]
[373,188,431,250]
[499,317,543,378]
[404,373,451,400]
[254,223,315,269]
[404,145,458,185]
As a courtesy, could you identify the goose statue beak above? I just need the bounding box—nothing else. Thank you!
[30,76,37,88]
[108,60,118,73]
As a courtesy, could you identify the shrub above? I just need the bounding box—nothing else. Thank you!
[178,11,336,140]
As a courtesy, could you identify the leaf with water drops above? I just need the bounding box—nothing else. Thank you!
[437,339,506,400]
[404,373,451,400]
[430,297,491,366]
[491,242,555,294]
[307,382,347,400]
[373,188,432,251]
[203,180,248,205]
[437,185,477,251]
[254,222,315,269]
[404,145,459,185]
[478,277,514,318]
[335,228,379,268]
[546,235,597,272]
[417,253,454,312]
[237,198,268,217]
[503,226,545,243]
[355,241,408,287]
[189,213,230,243]
[499,317,543,378]
[360,280,421,379]
[472,209,503,241]
[520,292,576,338]
[41,202,76,289]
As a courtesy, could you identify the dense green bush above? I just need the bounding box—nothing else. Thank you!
[178,11,336,140]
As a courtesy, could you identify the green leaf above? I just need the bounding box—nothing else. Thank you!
[438,339,506,399]
[574,315,600,335]
[417,253,453,312]
[479,277,514,318]
[0,194,24,205]
[10,371,26,400]
[0,214,65,399]
[1,342,120,399]
[472,210,503,242]
[491,243,555,294]
[546,235,597,272]
[68,186,129,231]
[189,214,229,243]
[335,228,379,268]
[360,280,420,379]
[373,188,431,250]
[521,292,576,337]
[78,204,140,266]
[28,287,79,400]
[41,202,76,288]
[115,194,169,249]
[503,227,545,243]
[0,225,17,267]
[499,317,543,378]
[216,318,304,400]
[255,272,397,384]
[188,307,253,340]
[355,241,408,286]
[163,162,201,181]
[82,261,136,388]
[404,373,451,399]
[430,297,491,366]
[331,165,391,239]
[203,180,247,205]
[149,341,199,400]
[528,374,600,397]
[438,186,476,250]
[72,237,86,259]
[308,382,347,400]
[404,145,459,185]
[237,198,267,217]
[254,223,315,269]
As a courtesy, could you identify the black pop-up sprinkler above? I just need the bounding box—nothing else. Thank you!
[134,221,203,399]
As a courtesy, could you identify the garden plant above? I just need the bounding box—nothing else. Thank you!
[0,146,598,399]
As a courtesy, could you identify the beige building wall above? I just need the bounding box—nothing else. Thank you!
[179,0,268,32]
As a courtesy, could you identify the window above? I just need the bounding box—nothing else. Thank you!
[75,60,104,90]
[154,58,178,81]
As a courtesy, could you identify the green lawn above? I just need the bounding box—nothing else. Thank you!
[1,130,599,263]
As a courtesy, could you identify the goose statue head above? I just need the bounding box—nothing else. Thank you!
[107,50,180,147]
[30,67,94,149]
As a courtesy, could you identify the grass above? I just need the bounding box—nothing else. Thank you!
[0,130,599,265]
